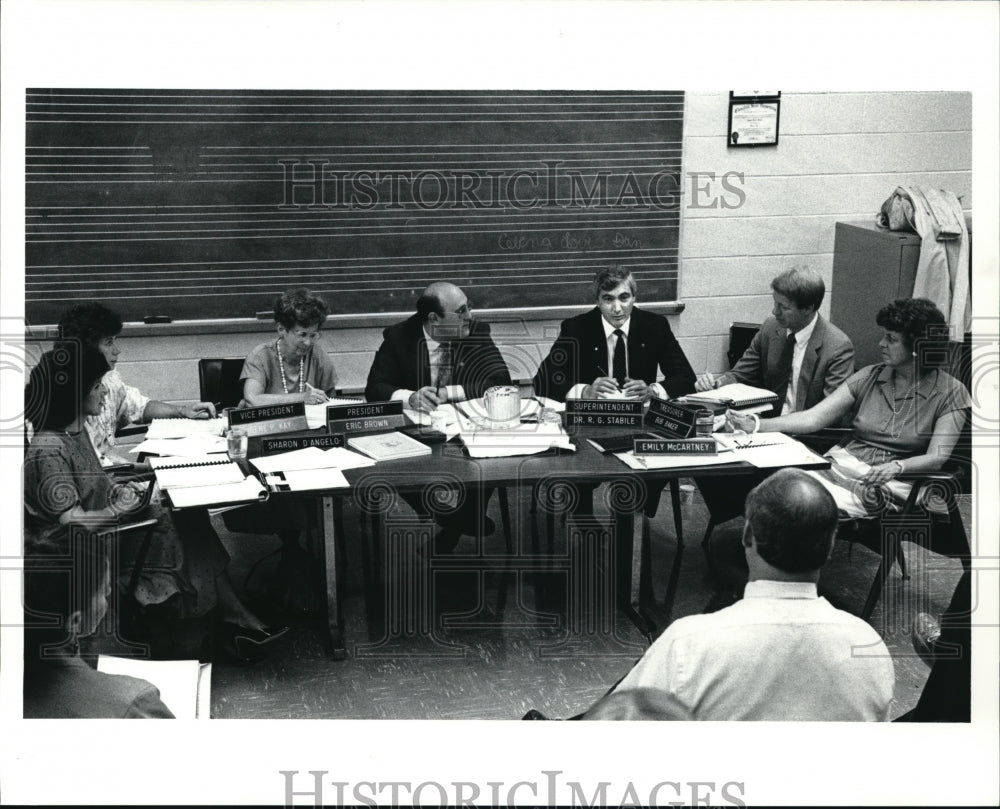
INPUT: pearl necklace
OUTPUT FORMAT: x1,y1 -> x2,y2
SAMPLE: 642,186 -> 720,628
888,371 -> 917,439
276,339 -> 304,394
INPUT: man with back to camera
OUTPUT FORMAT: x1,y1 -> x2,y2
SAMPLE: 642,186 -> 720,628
582,468 -> 896,721
533,265 -> 696,402
365,281 -> 512,553
694,266 -> 855,416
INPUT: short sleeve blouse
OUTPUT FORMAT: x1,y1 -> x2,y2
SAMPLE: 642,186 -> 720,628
844,364 -> 970,458
240,341 -> 339,396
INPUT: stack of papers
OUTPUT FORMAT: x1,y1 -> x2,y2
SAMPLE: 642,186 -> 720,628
146,417 -> 227,439
129,434 -> 228,457
459,422 -> 574,458
251,445 -> 373,492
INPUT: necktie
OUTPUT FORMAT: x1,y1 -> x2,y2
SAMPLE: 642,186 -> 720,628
771,332 -> 797,415
612,329 -> 627,386
435,342 -> 453,389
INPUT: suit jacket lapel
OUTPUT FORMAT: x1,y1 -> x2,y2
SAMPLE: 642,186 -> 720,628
587,308 -> 607,378
796,316 -> 825,410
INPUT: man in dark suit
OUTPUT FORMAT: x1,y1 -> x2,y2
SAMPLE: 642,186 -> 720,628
694,266 -> 854,416
365,282 -> 512,552
366,281 -> 511,408
532,267 -> 696,523
533,266 -> 696,402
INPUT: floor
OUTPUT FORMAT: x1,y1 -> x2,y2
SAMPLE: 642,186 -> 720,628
164,480 -> 970,721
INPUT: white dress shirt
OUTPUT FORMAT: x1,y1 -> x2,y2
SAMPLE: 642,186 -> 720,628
566,316 -> 668,400
783,312 -> 818,414
390,327 -> 467,404
614,579 -> 895,720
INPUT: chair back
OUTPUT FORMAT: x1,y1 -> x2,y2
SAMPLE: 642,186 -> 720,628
198,358 -> 245,410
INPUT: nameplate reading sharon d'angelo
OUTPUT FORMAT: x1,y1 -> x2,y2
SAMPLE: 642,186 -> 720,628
634,438 -> 717,455
644,398 -> 700,440
565,399 -> 643,427
327,400 -> 405,435
260,433 -> 345,455
227,403 -> 309,437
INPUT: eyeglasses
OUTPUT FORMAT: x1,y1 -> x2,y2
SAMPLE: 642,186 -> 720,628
452,302 -> 473,317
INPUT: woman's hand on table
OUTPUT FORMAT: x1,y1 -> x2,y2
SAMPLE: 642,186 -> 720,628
303,383 -> 329,405
181,401 -> 217,419
726,410 -> 757,434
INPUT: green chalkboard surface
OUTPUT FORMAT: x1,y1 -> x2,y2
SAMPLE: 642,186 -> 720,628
26,89 -> 683,326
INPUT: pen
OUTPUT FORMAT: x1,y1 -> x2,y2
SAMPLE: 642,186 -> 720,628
595,365 -> 621,389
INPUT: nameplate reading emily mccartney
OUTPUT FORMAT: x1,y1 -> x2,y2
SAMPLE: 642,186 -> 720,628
633,438 -> 717,455
227,403 -> 309,437
327,400 -> 405,435
565,399 -> 643,427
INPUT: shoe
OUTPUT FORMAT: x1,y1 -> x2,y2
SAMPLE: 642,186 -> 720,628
220,622 -> 290,664
912,612 -> 941,666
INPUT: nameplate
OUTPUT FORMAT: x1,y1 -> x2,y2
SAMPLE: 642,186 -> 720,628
260,434 -> 345,455
327,400 -> 405,435
644,398 -> 700,439
227,403 -> 309,437
565,399 -> 643,427
634,438 -> 717,455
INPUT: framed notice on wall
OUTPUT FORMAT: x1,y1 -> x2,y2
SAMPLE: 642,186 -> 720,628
728,91 -> 781,147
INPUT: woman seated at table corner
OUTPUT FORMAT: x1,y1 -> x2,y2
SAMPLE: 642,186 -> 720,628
24,345 -> 288,663
56,302 -> 218,467
728,298 -> 969,519
23,533 -> 175,718
231,287 -> 338,613
240,287 -> 338,406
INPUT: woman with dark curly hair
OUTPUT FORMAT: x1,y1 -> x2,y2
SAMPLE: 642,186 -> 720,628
57,302 -> 218,466
241,288 -> 339,406
24,344 -> 287,661
729,298 -> 969,517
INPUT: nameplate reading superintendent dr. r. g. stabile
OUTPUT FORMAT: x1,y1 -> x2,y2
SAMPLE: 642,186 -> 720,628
327,400 -> 405,435
227,402 -> 309,437
565,399 -> 644,427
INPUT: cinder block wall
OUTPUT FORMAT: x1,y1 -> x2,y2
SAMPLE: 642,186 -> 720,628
98,91 -> 972,404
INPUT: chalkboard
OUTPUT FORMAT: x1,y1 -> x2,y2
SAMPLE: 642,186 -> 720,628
26,90 -> 683,326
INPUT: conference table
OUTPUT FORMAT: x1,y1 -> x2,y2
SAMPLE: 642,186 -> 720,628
245,419 -> 830,659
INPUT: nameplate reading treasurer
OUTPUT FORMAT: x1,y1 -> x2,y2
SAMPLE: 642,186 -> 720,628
634,438 -> 717,455
260,434 -> 345,455
327,400 -> 405,436
565,399 -> 644,427
227,403 -> 309,437
644,398 -> 701,439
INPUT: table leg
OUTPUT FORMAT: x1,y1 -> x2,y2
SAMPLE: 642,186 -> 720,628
318,495 -> 347,659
